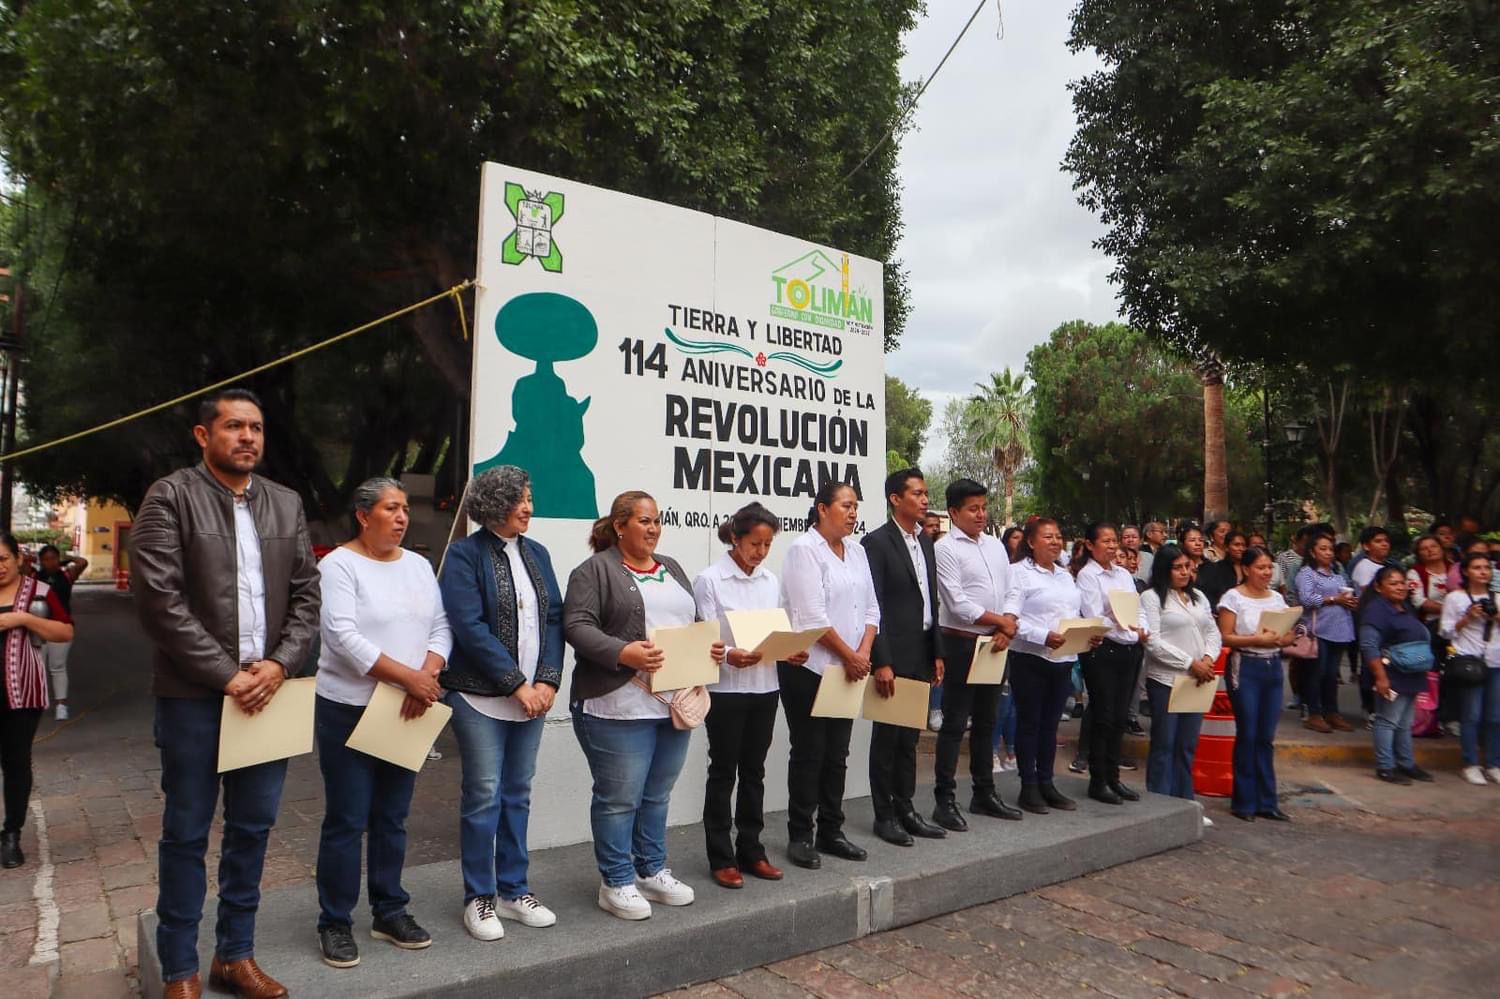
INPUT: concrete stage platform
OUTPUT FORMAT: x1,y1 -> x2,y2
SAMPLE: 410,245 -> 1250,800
139,775 -> 1202,998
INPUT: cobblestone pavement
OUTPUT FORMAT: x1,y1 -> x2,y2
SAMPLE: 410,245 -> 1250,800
4,589 -> 1498,997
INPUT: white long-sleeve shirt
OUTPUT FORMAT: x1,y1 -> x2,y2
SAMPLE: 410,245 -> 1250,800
694,553 -> 782,695
1142,587 -> 1221,687
1076,560 -> 1149,645
233,486 -> 266,664
935,528 -> 1010,634
781,530 -> 880,677
1440,589 -> 1500,667
1003,558 -> 1084,662
316,547 -> 453,706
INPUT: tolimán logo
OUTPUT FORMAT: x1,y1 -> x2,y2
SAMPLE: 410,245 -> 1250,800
769,249 -> 873,332
501,182 -> 564,272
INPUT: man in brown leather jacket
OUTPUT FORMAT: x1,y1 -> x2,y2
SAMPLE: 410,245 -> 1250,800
131,388 -> 319,999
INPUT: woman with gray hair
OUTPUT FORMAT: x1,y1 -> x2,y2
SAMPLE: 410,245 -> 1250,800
438,465 -> 565,942
314,477 -> 452,968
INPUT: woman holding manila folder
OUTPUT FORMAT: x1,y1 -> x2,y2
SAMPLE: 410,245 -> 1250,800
438,466 -> 565,943
778,480 -> 879,871
564,490 -> 726,920
692,502 -> 808,890
312,478 -> 452,969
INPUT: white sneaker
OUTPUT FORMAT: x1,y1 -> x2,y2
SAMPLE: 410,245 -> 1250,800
1444,721 -> 1462,737
54,703 -> 69,721
1461,765 -> 1487,786
463,896 -> 504,941
495,893 -> 556,928
1202,816 -> 1215,829
636,868 -> 694,906
598,882 -> 652,920
426,748 -> 443,761
1485,767 -> 1500,785
927,709 -> 943,732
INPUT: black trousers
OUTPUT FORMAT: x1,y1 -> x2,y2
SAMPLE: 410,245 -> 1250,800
869,722 -> 920,821
703,690 -> 779,869
1080,641 -> 1142,784
1010,652 -> 1073,786
1,705 -> 42,833
778,662 -> 852,843
934,634 -> 1001,803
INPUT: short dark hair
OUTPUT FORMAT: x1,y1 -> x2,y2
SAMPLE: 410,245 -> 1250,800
884,467 -> 924,506
38,544 -> 60,559
198,387 -> 263,429
1358,525 -> 1389,546
718,502 -> 780,545
945,478 -> 988,512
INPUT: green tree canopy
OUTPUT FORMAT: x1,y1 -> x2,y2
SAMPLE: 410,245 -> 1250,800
0,0 -> 920,517
884,374 -> 932,471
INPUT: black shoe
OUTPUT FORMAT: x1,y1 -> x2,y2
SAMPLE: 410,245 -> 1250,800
1376,768 -> 1412,785
1126,720 -> 1146,736
1067,757 -> 1088,774
873,818 -> 913,847
898,810 -> 947,839
0,830 -> 22,869
1233,811 -> 1255,822
788,840 -> 821,869
970,790 -> 1023,821
1039,783 -> 1077,811
1088,781 -> 1122,805
1017,785 -> 1049,815
1256,809 -> 1292,822
319,924 -> 360,968
1109,781 -> 1141,802
371,912 -> 432,950
931,800 -> 969,832
1398,765 -> 1435,783
816,834 -> 868,862
1070,702 -> 1086,719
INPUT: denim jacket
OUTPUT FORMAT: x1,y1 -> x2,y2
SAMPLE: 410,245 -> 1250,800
438,529 -> 564,696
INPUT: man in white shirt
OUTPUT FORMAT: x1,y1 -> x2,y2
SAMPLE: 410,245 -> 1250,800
932,479 -> 1023,828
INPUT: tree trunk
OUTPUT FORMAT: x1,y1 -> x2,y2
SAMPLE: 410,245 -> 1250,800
1004,477 -> 1015,528
1200,357 -> 1228,523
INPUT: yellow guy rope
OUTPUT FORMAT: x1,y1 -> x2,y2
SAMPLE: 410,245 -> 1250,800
0,280 -> 475,464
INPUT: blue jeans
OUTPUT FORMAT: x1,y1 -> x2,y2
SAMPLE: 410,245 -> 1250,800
1372,691 -> 1416,772
1307,639 -> 1351,716
448,693 -> 545,902
154,697 -> 287,983
571,705 -> 691,887
314,696 -> 416,928
1009,653 -> 1073,786
1145,678 -> 1202,799
1227,655 -> 1281,817
992,685 -> 1016,754
1458,668 -> 1500,767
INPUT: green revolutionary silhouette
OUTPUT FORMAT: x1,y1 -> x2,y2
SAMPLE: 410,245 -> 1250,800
474,292 -> 599,518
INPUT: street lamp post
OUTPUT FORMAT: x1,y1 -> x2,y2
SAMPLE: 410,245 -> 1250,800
1262,380 -> 1274,541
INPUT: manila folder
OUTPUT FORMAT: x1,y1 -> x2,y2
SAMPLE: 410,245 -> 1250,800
218,677 -> 316,773
861,676 -> 928,729
649,621 -> 722,692
346,681 -> 454,773
968,637 -> 1009,684
1168,673 -> 1217,714
811,668 -> 867,719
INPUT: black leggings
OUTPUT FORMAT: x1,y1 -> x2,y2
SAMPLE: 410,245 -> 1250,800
1,705 -> 43,833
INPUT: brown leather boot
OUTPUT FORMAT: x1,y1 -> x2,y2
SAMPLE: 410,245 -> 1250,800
163,974 -> 202,999
1303,715 -> 1332,733
208,957 -> 288,999
1325,713 -> 1354,732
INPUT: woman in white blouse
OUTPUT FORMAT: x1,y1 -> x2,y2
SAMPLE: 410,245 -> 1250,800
1439,552 -> 1500,786
1073,523 -> 1150,806
779,481 -> 878,870
1217,548 -> 1297,822
1002,517 -> 1102,815
315,478 -> 452,967
1141,545 -> 1219,810
693,503 -> 808,890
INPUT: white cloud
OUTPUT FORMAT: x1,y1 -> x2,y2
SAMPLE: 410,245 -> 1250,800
884,2 -> 1124,467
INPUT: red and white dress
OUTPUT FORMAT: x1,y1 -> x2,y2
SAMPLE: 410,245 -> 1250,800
4,576 -> 72,711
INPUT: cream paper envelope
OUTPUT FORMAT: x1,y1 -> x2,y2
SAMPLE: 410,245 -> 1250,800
1106,589 -> 1141,630
810,668 -> 868,719
345,681 -> 454,773
1257,608 -> 1302,637
861,676 -> 928,729
725,609 -> 830,661
752,627 -> 829,662
968,636 -> 1010,684
217,677 -> 316,773
1168,673 -> 1218,714
1046,618 -> 1111,661
649,620 -> 722,692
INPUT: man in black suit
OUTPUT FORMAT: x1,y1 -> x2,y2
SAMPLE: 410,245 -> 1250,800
862,468 -> 949,846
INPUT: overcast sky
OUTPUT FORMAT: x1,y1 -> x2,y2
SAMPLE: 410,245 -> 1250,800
887,2 -> 1122,467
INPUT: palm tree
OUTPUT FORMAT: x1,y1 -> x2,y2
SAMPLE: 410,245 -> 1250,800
1197,352 -> 1229,523
966,368 -> 1030,528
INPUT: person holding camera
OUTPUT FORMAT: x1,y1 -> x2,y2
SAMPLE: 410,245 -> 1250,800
1440,552 -> 1500,786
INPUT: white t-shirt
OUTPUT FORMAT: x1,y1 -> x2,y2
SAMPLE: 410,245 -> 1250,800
463,532 -> 545,722
1216,587 -> 1289,659
693,554 -> 781,695
584,562 -> 698,719
1350,558 -> 1381,593
316,547 -> 453,706
1440,589 -> 1500,668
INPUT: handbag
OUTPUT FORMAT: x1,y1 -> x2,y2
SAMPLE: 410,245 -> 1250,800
631,676 -> 711,730
1442,653 -> 1488,688
1282,609 -> 1318,660
1382,640 -> 1435,674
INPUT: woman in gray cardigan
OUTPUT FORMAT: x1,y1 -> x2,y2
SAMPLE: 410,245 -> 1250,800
564,490 -> 724,921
